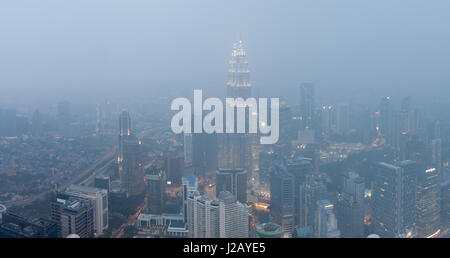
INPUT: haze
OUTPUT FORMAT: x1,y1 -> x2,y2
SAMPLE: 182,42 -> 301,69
1,0 -> 449,109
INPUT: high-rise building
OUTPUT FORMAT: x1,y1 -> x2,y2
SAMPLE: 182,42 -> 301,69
218,191 -> 249,238
416,166 -> 441,238
299,83 -> 315,130
270,161 -> 295,237
372,161 -> 418,237
219,40 -> 253,172
146,171 -> 166,215
315,200 -> 340,238
187,192 -> 220,238
342,171 -> 365,204
165,153 -> 184,186
336,171 -> 365,237
94,175 -> 111,193
336,192 -> 364,238
380,97 -> 395,146
286,159 -> 313,225
63,185 -> 109,236
183,133 -> 193,166
187,190 -> 248,238
216,168 -> 247,204
192,132 -> 218,176
51,197 -> 94,238
299,172 -> 327,228
121,134 -> 146,197
118,109 -> 131,166
182,174 -> 198,223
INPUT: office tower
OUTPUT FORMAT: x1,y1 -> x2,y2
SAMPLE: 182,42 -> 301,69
399,97 -> 416,134
270,161 -> 295,237
216,168 -> 247,204
279,105 -> 296,145
51,197 -> 94,238
57,101 -> 70,136
183,133 -> 193,166
335,171 -> 365,237
379,97 -> 395,146
218,191 -> 249,238
372,161 -> 418,237
219,40 -> 253,172
63,185 -> 109,236
187,192 -> 220,238
192,132 -> 218,176
299,173 -> 327,228
255,222 -> 283,238
182,174 -> 198,223
118,109 -> 131,166
31,109 -> 43,137
94,175 -> 111,193
432,120 -> 442,180
299,83 -> 315,130
315,200 -> 340,238
121,134 -> 146,197
336,103 -> 350,135
165,153 -> 184,186
0,213 -> 57,238
336,193 -> 364,238
342,171 -> 365,204
286,159 -> 314,225
320,105 -> 334,137
416,167 -> 441,238
146,171 -> 166,215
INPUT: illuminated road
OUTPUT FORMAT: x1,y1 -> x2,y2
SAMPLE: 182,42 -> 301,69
112,196 -> 148,238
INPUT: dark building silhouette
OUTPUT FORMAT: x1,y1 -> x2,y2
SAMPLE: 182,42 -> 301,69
216,168 -> 247,204
270,161 -> 295,237
146,171 -> 166,215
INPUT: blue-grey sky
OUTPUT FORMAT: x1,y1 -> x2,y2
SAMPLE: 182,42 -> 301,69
1,0 -> 449,108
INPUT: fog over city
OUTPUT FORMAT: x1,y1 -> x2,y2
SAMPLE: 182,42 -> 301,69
1,0 -> 450,110
1,1 -> 450,241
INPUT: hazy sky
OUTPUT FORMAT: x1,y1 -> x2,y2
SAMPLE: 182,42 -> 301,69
1,0 -> 449,108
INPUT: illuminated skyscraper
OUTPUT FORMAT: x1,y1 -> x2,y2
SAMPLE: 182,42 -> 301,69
219,40 -> 254,172
416,166 -> 441,238
373,161 -> 418,237
118,110 -> 131,165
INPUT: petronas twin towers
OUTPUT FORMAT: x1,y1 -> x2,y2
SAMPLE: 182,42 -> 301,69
218,40 -> 256,173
